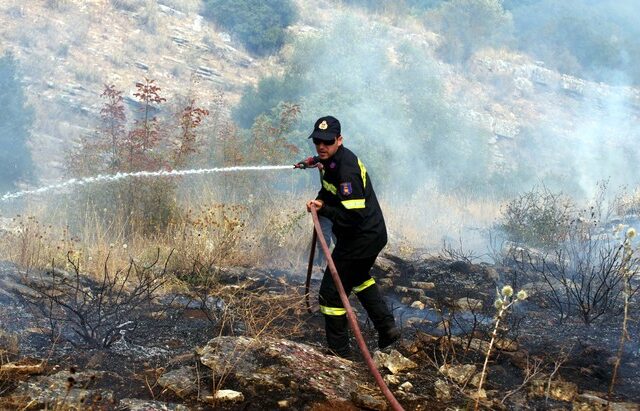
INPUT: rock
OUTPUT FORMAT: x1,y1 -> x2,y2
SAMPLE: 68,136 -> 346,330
439,363 -> 477,385
134,61 -> 149,71
214,389 -> 244,403
410,301 -> 425,310
375,256 -> 400,276
384,350 -> 418,374
530,379 -> 578,402
351,392 -> 387,411
455,297 -> 483,311
573,392 -> 639,410
410,281 -> 435,290
434,379 -> 451,400
494,338 -> 519,352
199,336 -> 375,402
405,317 -> 426,327
483,267 -> 500,281
157,366 -> 197,399
118,399 -> 190,410
469,372 -> 482,388
10,370 -> 116,410
373,350 -> 389,368
399,381 -> 413,391
395,286 -> 425,300
384,374 -> 401,385
277,399 -> 290,408
378,278 -> 394,288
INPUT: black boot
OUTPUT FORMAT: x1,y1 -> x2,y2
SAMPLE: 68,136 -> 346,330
378,326 -> 401,349
355,284 -> 399,348
324,314 -> 351,358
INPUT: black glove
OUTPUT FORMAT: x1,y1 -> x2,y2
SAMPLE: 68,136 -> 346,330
294,156 -> 320,169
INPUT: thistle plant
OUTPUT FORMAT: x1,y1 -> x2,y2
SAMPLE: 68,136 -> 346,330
609,226 -> 636,401
474,285 -> 528,410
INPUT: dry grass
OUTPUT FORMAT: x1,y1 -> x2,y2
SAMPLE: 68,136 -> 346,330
0,176 -> 313,280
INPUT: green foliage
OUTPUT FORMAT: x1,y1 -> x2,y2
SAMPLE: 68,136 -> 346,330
203,0 -> 297,56
0,52 -> 35,193
499,185 -> 574,249
508,0 -> 640,85
426,0 -> 514,63
234,75 -> 304,128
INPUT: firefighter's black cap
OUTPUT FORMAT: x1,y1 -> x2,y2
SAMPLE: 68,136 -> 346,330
308,116 -> 341,141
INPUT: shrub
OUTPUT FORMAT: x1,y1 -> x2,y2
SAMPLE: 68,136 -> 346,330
425,0 -> 514,63
498,185 -> 574,249
203,0 -> 297,56
22,250 -> 173,348
66,80 -> 209,235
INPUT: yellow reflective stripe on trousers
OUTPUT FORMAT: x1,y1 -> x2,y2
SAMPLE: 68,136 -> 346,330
320,305 -> 347,316
322,179 -> 337,195
353,278 -> 375,293
342,199 -> 365,209
358,158 -> 367,188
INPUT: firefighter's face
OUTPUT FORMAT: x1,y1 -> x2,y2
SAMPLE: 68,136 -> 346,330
314,135 -> 342,160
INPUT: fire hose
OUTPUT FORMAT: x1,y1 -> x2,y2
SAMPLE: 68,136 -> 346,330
306,206 -> 404,411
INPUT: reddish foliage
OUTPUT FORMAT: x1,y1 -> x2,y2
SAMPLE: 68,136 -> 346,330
100,84 -> 126,171
123,78 -> 167,171
173,100 -> 209,167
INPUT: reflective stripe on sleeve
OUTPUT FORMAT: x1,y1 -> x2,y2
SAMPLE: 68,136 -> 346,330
322,179 -> 337,195
358,159 -> 367,188
353,278 -> 375,293
341,199 -> 365,209
320,305 -> 347,316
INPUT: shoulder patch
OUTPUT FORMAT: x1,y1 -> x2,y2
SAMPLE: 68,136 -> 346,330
340,182 -> 352,196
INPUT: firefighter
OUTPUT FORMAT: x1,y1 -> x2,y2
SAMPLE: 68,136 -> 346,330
301,115 -> 400,358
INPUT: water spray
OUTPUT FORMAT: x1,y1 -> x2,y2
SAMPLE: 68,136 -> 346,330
0,165 -> 292,203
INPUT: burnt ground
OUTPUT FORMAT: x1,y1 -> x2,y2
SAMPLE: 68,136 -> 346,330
0,255 -> 639,410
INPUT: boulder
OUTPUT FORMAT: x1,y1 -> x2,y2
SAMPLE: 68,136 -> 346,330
455,297 -> 483,311
530,379 -> 577,402
157,366 -> 197,399
434,379 -> 451,400
10,370 -> 116,410
439,363 -> 477,385
199,336 -> 375,402
384,350 -> 418,374
573,391 -> 639,411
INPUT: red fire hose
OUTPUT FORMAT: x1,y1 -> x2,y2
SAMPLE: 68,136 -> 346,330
307,206 -> 404,411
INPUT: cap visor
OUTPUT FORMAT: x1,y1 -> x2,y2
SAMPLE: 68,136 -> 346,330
308,130 -> 338,140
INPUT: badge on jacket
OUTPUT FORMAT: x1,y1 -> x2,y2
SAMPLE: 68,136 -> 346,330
340,182 -> 352,196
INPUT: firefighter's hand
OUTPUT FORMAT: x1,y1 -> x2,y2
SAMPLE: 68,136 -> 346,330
306,200 -> 324,212
294,157 -> 318,169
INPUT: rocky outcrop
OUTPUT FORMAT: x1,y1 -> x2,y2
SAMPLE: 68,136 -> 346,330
199,336 -> 378,404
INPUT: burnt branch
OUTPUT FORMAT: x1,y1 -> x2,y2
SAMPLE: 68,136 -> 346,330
20,249 -> 174,348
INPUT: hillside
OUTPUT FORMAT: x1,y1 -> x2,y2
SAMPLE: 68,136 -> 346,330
1,0 -> 639,194
0,0 -> 277,181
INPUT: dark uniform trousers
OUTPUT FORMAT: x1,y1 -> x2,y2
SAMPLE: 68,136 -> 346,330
319,255 -> 395,357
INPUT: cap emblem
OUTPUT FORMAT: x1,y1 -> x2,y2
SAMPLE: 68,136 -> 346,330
318,120 -> 328,130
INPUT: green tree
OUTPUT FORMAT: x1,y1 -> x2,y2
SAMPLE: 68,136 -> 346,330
203,0 -> 297,56
427,0 -> 514,63
0,52 -> 35,193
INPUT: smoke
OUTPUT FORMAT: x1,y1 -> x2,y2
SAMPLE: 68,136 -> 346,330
263,2 -> 640,251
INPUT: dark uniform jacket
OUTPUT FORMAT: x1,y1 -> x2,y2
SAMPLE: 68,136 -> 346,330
316,146 -> 387,259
